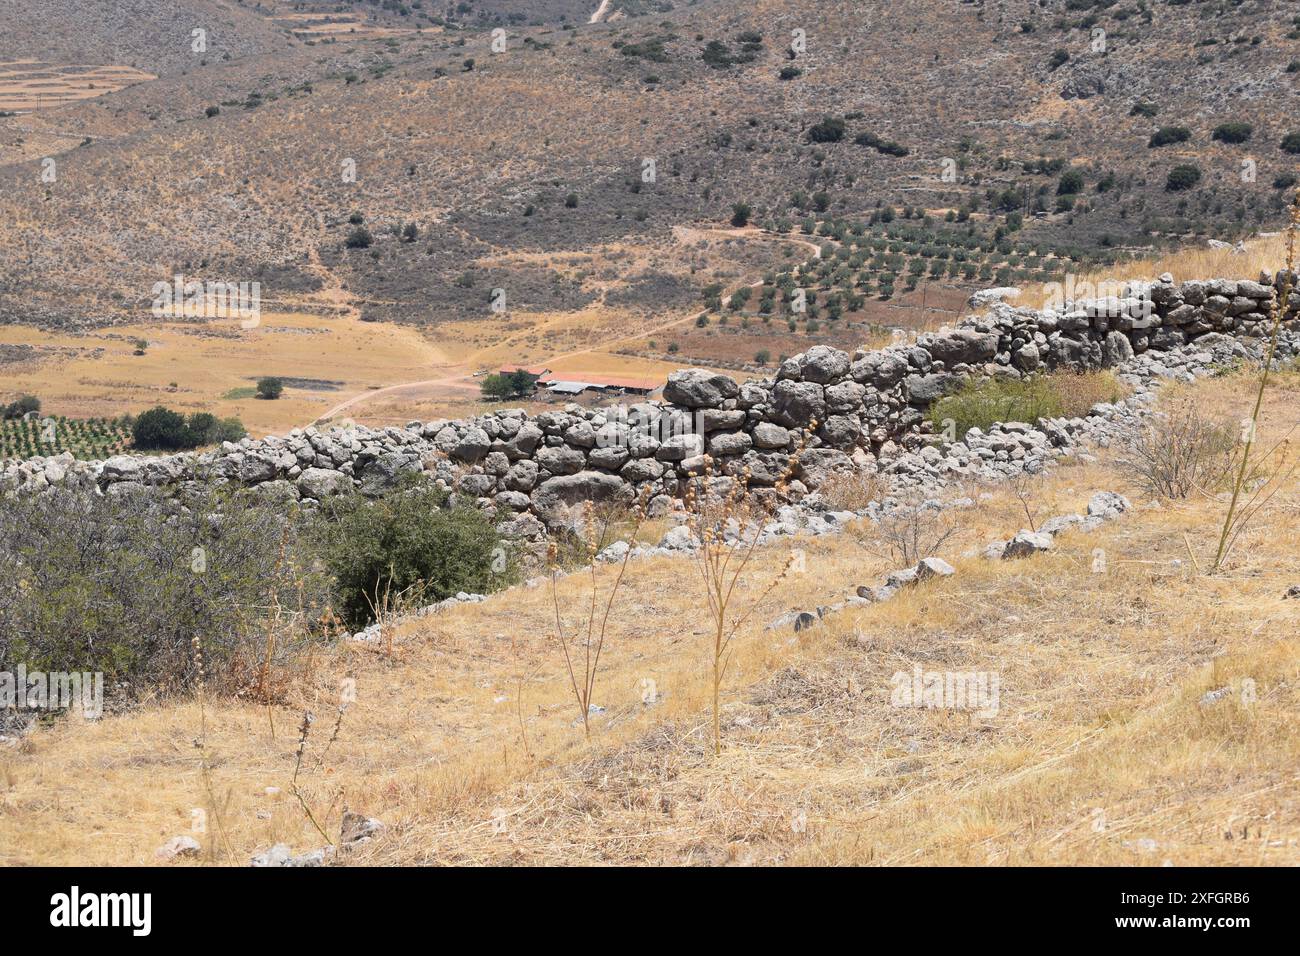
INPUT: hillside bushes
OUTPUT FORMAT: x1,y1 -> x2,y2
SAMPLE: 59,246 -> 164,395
1166,164 -> 1202,191
132,406 -> 245,450
1149,126 -> 1192,147
929,371 -> 1127,437
312,482 -> 513,629
0,478 -> 515,696
0,486 -> 331,692
2,395 -> 40,420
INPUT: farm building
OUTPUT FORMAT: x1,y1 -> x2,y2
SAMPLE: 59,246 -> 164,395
542,375 -> 660,397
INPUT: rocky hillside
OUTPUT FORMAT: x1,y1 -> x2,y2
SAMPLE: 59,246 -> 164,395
1,0 -> 1296,329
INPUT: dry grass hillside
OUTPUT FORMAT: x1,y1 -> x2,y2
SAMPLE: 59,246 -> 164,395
2,0 -> 1297,331
3,366 -> 1296,866
0,0 -> 293,77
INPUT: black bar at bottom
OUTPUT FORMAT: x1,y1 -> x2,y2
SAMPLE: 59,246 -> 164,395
0,866 -> 1281,941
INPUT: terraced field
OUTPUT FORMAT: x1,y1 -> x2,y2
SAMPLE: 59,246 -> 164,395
0,60 -> 154,111
0,415 -> 130,460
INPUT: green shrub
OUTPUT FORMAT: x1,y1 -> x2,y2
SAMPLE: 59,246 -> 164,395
1166,164 -> 1202,191
1211,122 -> 1252,144
2,395 -> 40,419
928,371 -> 1126,437
131,406 -> 191,450
256,376 -> 284,400
0,486 -> 331,690
313,482 -> 513,629
1057,168 -> 1085,195
807,116 -> 846,143
480,370 -> 536,399
1281,132 -> 1300,154
345,226 -> 373,249
132,406 -> 245,450
1148,126 -> 1192,148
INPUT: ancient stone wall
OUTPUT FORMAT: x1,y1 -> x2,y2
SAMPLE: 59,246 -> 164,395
5,272 -> 1296,537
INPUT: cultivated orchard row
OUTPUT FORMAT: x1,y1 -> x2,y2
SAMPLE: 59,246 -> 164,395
0,416 -> 130,461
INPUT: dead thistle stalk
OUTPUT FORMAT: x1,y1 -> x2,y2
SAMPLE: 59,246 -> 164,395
1212,188 -> 1299,571
687,424 -> 811,756
548,494 -> 648,739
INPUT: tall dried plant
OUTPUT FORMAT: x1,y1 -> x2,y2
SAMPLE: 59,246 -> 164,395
685,426 -> 810,756
547,495 -> 648,739
1212,189 -> 1300,571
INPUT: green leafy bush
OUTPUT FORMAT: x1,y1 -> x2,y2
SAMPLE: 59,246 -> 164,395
2,395 -> 40,420
1166,164 -> 1202,191
0,486 -> 331,691
929,371 -> 1126,437
480,370 -> 536,399
132,406 -> 245,450
313,482 -> 512,628
807,116 -> 846,143
1149,126 -> 1192,148
1211,122 -> 1252,144
256,376 -> 284,400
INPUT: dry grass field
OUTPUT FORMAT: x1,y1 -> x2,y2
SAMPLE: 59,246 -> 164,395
0,309 -> 450,436
0,61 -> 155,111
3,367 -> 1296,866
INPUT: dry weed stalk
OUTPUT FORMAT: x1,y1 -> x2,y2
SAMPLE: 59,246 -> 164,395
855,499 -> 962,566
685,427 -> 810,756
1009,475 -> 1040,533
192,636 -> 235,863
363,572 -> 425,659
1212,189 -> 1300,571
547,495 -> 648,739
289,710 -> 334,846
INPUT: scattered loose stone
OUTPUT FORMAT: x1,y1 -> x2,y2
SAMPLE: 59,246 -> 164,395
1002,531 -> 1055,559
155,835 -> 201,861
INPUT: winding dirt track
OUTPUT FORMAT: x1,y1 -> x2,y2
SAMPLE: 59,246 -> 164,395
310,227 -> 820,425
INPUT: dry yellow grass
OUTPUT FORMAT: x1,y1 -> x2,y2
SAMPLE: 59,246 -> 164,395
0,60 -> 154,111
1029,233 -> 1291,308
1,370 -> 1296,866
0,309 -> 451,436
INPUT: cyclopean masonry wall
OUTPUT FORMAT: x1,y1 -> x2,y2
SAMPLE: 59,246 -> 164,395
4,272 -> 1298,537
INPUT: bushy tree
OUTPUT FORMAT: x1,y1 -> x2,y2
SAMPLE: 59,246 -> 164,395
1166,164 -> 1202,191
132,406 -> 190,450
313,481 -> 511,628
807,116 -> 846,143
2,395 -> 40,420
257,376 -> 285,400
1211,122 -> 1252,144
1057,168 -> 1085,195
132,406 -> 245,450
1149,126 -> 1192,148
